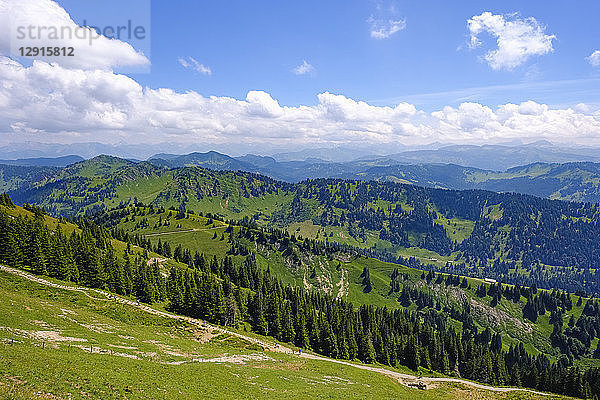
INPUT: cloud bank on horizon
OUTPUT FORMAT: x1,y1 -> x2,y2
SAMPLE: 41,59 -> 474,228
2,57 -> 599,148
0,0 -> 599,151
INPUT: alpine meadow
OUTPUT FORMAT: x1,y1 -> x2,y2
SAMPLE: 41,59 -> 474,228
2,1 -> 600,399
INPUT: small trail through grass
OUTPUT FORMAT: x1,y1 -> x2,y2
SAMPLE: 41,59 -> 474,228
143,226 -> 226,237
0,264 -> 551,396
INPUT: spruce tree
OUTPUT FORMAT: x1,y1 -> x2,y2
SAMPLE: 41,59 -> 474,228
406,335 -> 420,371
251,292 -> 268,335
225,290 -> 238,327
281,300 -> 295,343
358,329 -> 377,364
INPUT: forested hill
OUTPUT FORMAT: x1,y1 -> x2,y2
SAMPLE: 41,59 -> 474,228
149,151 -> 600,202
7,152 -> 600,202
5,155 -> 600,296
358,162 -> 600,203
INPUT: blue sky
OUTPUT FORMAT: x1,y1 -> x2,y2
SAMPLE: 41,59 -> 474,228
59,0 -> 600,110
1,0 -> 599,153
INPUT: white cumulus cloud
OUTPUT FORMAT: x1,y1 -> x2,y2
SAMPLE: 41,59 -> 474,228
178,57 -> 211,75
245,91 -> 283,117
467,12 -> 555,71
0,0 -> 149,70
1,58 -> 599,149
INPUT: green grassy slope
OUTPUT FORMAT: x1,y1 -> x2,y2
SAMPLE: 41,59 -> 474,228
0,271 -> 571,400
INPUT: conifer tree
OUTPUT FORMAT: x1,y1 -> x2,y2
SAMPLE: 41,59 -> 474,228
319,314 -> 338,358
213,281 -> 227,324
406,335 -> 420,371
281,300 -> 295,343
358,328 -> 377,364
27,223 -> 47,275
251,292 -> 268,335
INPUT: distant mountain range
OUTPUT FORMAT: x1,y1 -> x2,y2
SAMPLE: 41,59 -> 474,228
4,146 -> 600,202
0,155 -> 84,167
146,142 -> 600,179
142,150 -> 600,202
3,141 -> 600,168
381,143 -> 600,171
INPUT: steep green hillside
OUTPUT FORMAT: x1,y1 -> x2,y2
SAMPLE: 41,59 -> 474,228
8,156 -> 290,219
0,198 -> 183,274
98,205 -> 600,372
3,271 -> 504,400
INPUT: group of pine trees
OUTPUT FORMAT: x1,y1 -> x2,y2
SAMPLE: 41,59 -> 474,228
411,267 -> 600,364
98,198 -> 600,299
0,207 -> 164,302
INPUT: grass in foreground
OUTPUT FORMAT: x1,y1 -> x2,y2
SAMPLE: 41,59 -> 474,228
0,272 -> 572,400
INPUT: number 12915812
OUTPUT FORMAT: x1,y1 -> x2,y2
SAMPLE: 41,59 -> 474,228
19,47 -> 75,57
